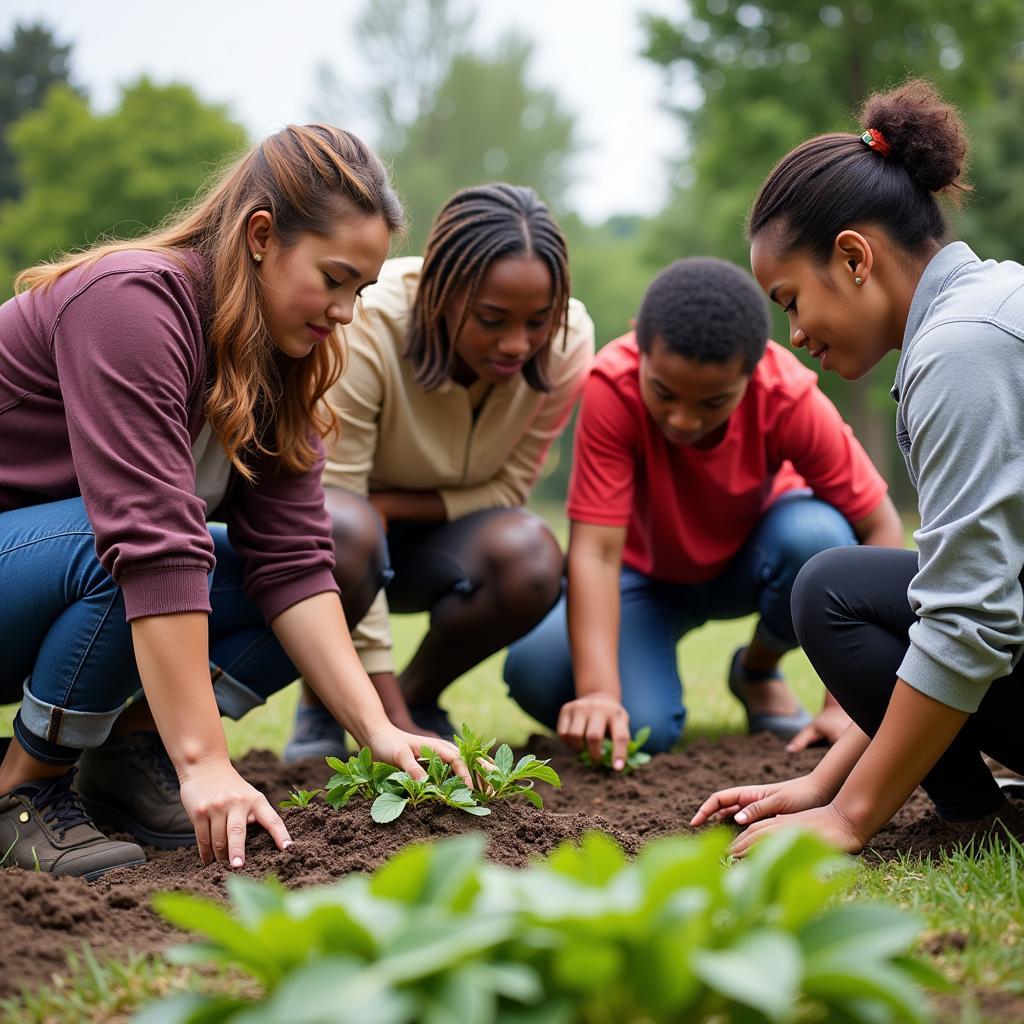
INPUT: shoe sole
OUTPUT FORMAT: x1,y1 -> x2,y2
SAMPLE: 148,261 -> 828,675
81,857 -> 148,882
80,796 -> 196,850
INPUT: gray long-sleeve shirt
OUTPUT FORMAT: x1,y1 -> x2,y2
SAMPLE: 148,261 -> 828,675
893,241 -> 1024,712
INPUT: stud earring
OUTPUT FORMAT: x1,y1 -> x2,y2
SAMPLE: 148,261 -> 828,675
252,252 -> 263,263
854,275 -> 863,285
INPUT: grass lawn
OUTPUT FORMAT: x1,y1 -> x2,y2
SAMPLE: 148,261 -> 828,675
2,506 -> 1021,1021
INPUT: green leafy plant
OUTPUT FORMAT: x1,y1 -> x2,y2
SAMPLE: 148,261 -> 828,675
277,788 -> 322,810
370,746 -> 491,824
323,747 -> 396,809
578,724 -> 653,773
454,724 -> 562,809
139,828 -> 947,1024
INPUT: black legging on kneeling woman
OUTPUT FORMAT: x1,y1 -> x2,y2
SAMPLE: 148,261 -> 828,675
791,546 -> 1024,821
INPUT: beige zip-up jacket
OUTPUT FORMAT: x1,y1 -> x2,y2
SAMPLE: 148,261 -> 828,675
322,256 -> 595,674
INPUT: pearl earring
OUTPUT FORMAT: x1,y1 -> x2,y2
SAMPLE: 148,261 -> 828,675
854,275 -> 863,285
252,252 -> 263,263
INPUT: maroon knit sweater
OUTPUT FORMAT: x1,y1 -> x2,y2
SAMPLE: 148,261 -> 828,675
0,249 -> 339,622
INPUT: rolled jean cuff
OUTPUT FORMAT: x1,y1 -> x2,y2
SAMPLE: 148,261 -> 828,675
753,619 -> 797,655
16,681 -> 126,761
210,662 -> 267,721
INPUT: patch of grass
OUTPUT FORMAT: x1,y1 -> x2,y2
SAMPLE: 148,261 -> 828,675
852,832 -> 1024,999
0,946 -> 255,1024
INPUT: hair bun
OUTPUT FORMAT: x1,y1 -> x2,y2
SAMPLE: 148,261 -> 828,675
860,79 -> 969,195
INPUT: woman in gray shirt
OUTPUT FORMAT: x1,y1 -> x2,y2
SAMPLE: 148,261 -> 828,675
693,79 -> 1024,853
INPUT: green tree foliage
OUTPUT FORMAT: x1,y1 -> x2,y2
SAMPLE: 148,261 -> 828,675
0,21 -> 81,203
315,0 -> 577,253
641,0 -> 1024,492
0,78 -> 247,297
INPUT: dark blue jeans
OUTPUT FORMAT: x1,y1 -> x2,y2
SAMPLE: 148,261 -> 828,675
0,497 -> 299,764
503,493 -> 857,752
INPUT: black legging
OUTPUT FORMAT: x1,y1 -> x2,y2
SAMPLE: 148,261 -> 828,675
792,546 -> 1023,821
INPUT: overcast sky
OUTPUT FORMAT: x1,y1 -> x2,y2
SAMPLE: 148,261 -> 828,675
2,0 -> 690,223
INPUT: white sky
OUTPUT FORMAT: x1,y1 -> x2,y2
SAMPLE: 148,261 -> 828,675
1,0 -> 690,223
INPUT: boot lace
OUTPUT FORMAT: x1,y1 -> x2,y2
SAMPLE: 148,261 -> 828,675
31,770 -> 92,838
136,733 -> 180,794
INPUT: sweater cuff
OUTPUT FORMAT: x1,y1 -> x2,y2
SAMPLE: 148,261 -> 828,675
122,566 -> 213,621
897,642 -> 989,713
257,570 -> 340,624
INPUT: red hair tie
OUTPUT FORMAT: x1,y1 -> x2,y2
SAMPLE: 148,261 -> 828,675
860,128 -> 891,157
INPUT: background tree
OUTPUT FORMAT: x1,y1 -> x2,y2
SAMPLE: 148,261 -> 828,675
0,21 -> 81,203
0,78 -> 247,298
314,0 -> 577,251
642,0 -> 1024,489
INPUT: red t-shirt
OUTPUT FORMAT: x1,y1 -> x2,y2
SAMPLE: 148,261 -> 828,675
567,334 -> 888,583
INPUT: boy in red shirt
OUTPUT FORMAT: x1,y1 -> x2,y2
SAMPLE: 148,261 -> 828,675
504,258 -> 902,766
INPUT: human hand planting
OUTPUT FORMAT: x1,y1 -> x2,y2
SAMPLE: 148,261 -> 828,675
366,726 -> 473,789
557,693 -> 632,770
729,803 -> 867,857
178,759 -> 293,869
690,773 -> 832,828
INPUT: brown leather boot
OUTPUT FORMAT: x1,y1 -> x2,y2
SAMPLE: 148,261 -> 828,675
0,769 -> 145,880
76,731 -> 195,849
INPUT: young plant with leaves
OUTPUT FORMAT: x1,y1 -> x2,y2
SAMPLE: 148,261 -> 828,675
370,746 -> 491,824
454,724 -> 562,809
323,746 -> 396,809
277,789 -> 322,810
579,724 -> 652,773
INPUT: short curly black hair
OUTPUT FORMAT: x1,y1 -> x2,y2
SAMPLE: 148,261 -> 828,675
635,258 -> 770,374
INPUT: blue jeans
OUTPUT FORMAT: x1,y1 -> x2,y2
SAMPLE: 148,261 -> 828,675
0,497 -> 299,764
503,493 -> 857,752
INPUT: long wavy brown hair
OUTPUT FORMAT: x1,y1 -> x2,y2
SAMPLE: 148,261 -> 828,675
16,124 -> 404,480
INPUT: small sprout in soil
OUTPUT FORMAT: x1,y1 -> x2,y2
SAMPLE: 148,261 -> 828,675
323,728 -> 560,825
324,747 -> 396,808
455,724 -> 561,810
579,725 -> 653,773
370,746 -> 491,823
277,788 -> 323,810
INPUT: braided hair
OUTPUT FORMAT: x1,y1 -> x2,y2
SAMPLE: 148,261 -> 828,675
405,183 -> 571,391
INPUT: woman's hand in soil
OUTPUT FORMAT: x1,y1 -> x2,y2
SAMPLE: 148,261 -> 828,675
786,694 -> 852,752
177,759 -> 293,868
690,774 -> 832,828
729,802 -> 867,857
367,727 -> 474,788
557,694 -> 632,770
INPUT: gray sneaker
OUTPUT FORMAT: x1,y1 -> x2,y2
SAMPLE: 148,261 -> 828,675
76,731 -> 195,849
283,703 -> 348,764
0,769 -> 145,880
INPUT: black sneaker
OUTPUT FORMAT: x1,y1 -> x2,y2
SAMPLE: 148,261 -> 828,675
76,732 -> 194,849
0,769 -> 145,880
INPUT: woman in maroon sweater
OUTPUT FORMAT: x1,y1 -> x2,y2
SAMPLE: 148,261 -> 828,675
0,125 -> 473,879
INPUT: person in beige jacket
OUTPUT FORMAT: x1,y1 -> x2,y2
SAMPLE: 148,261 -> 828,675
285,183 -> 595,760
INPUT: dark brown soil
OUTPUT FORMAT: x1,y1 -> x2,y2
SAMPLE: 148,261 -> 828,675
2,733 -> 1023,1008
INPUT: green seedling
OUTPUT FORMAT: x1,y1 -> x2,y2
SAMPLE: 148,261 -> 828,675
277,788 -> 323,810
370,745 -> 490,823
323,746 -> 395,808
579,724 -> 653,773
455,724 -> 561,810
453,722 -> 497,791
